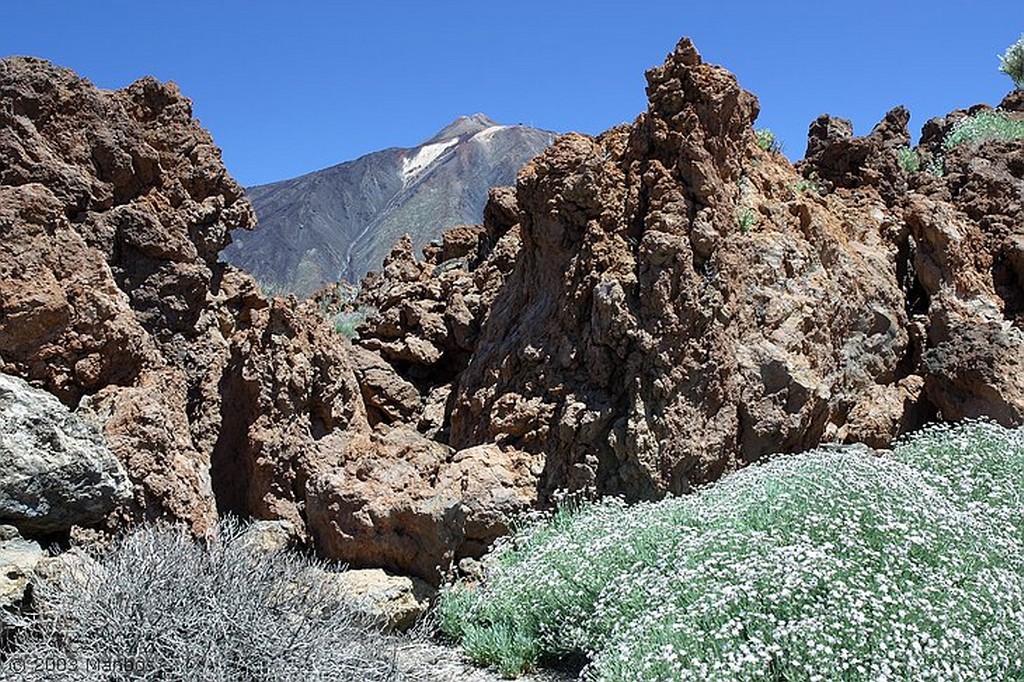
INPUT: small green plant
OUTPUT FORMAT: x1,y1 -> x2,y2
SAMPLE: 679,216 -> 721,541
792,178 -> 821,194
925,153 -> 945,177
943,109 -> 1024,150
754,128 -> 782,153
999,34 -> 1024,89
333,309 -> 367,339
736,208 -> 758,233
897,146 -> 920,173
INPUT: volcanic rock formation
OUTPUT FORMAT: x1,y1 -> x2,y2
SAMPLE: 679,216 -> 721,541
0,57 -> 534,582
2,35 -> 1023,586
357,38 -> 1024,504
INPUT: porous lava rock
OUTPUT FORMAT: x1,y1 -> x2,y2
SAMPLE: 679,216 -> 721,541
354,187 -> 524,438
904,132 -> 1024,424
0,57 -> 257,533
306,428 -> 538,584
437,38 -> 916,501
0,58 -> 383,539
310,36 -> 1024,569
6,35 -> 1024,589
357,37 -> 1024,509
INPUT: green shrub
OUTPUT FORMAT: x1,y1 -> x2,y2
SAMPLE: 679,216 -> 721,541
792,178 -> 821,195
439,422 -> 1024,681
333,309 -> 367,339
1000,35 -> 1024,89
943,109 -> 1024,150
754,128 -> 782,153
1,518 -> 403,681
925,153 -> 945,177
736,208 -> 757,233
897,146 -> 920,173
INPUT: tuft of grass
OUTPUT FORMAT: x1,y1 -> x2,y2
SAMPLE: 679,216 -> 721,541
999,34 -> 1024,89
754,128 -> 782,154
439,422 -> 1024,681
943,109 -> 1024,150
1,518 -> 404,681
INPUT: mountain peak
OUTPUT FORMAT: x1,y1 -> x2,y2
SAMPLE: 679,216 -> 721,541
423,113 -> 500,145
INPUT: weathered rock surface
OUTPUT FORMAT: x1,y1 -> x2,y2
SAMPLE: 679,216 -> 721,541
438,38 -> 914,500
356,38 -> 1024,507
0,529 -> 43,627
4,37 -> 1024,593
905,135 -> 1024,424
0,373 -> 130,533
313,567 -> 435,632
0,57 -> 254,533
0,57 -> 368,541
307,430 -> 539,584
236,518 -> 300,555
352,186 -> 524,438
799,106 -> 911,201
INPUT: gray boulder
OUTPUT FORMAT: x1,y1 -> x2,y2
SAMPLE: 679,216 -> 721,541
0,373 -> 131,533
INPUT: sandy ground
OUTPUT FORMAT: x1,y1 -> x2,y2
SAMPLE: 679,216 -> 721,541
394,638 -> 577,681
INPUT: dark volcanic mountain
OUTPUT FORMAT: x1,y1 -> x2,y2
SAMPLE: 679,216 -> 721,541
223,114 -> 555,295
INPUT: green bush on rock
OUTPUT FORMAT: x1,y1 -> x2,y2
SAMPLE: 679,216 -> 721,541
754,128 -> 782,153
439,422 -> 1024,681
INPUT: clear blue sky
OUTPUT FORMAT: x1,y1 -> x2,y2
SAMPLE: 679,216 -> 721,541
3,1 -> 1021,186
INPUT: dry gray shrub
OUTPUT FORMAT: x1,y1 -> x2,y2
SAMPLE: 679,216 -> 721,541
1,517 -> 405,681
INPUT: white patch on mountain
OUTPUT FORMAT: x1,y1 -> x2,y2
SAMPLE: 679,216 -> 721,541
401,138 -> 460,181
469,125 -> 510,143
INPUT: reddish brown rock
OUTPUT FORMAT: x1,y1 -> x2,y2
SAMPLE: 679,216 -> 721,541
0,58 -> 367,537
6,38 -> 1024,590
206,289 -> 366,532
0,58 -> 256,533
448,38 -> 915,500
798,106 -> 911,202
433,40 -> 1023,504
354,198 -> 524,437
904,134 -> 1024,424
438,224 -> 488,262
349,344 -> 422,425
306,429 -> 538,583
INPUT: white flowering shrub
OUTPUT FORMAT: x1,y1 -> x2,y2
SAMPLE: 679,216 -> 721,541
944,109 -> 1024,150
1000,35 -> 1024,89
439,422 -> 1024,680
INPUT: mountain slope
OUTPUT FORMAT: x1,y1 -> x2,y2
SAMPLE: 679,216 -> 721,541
224,114 -> 554,295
